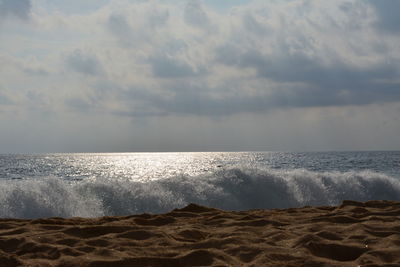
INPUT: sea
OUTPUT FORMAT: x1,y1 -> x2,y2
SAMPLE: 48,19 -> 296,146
0,151 -> 399,219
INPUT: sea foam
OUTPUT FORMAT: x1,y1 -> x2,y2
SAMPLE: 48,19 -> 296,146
1,168 -> 399,218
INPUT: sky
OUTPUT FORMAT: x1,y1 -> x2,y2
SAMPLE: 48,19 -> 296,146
0,0 -> 400,153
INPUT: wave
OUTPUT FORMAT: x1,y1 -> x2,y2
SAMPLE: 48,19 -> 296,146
0,168 -> 399,218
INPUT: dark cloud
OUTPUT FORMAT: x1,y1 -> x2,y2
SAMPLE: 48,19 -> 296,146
148,7 -> 169,28
42,0 -> 109,15
23,67 -> 49,76
368,0 -> 400,32
119,78 -> 400,117
91,1 -> 400,118
110,82 -> 273,117
240,50 -> 362,83
111,110 -> 167,118
154,91 -> 269,116
149,55 -> 198,78
184,0 -> 210,28
214,47 -> 400,109
66,49 -> 104,76
0,0 -> 31,20
0,91 -> 12,105
106,41 -> 400,118
26,90 -> 46,107
106,14 -> 135,46
106,8 -> 168,48
64,97 -> 91,110
242,13 -> 268,34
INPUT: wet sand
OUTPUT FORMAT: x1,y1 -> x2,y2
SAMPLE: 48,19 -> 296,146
1,200 -> 400,266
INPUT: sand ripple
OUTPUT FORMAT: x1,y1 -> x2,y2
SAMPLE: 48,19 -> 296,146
1,200 -> 400,266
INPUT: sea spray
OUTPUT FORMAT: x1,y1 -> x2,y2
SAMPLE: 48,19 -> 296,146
0,168 -> 399,218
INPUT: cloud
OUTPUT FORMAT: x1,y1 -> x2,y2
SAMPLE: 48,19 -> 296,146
2,0 -> 400,152
368,0 -> 400,32
64,97 -> 91,110
3,0 -> 400,118
147,6 -> 170,28
184,0 -> 210,28
65,49 -> 104,76
106,14 -> 136,47
106,4 -> 169,48
23,67 -> 49,76
0,91 -> 13,105
220,49 -> 400,106
60,0 -> 399,118
0,0 -> 31,20
149,55 -> 198,78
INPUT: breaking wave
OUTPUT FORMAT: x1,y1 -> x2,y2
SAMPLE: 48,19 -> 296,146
1,168 -> 399,218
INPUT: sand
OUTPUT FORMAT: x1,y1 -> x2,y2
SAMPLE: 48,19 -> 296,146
0,200 -> 400,267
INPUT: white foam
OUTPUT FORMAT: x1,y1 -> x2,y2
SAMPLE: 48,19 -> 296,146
0,168 -> 399,218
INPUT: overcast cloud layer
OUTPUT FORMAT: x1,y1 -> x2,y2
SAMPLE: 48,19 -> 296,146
0,0 -> 399,152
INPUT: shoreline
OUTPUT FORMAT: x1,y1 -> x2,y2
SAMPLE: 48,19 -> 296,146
1,200 -> 400,266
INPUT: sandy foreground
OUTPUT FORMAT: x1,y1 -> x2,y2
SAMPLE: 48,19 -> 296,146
0,201 -> 399,267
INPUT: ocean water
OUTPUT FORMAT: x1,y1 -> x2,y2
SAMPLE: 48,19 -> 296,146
0,151 -> 399,219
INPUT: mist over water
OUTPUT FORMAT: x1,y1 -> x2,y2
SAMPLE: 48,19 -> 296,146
0,152 -> 399,218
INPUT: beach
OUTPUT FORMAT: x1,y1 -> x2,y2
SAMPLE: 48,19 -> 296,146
1,200 -> 399,266
2,0 -> 400,265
